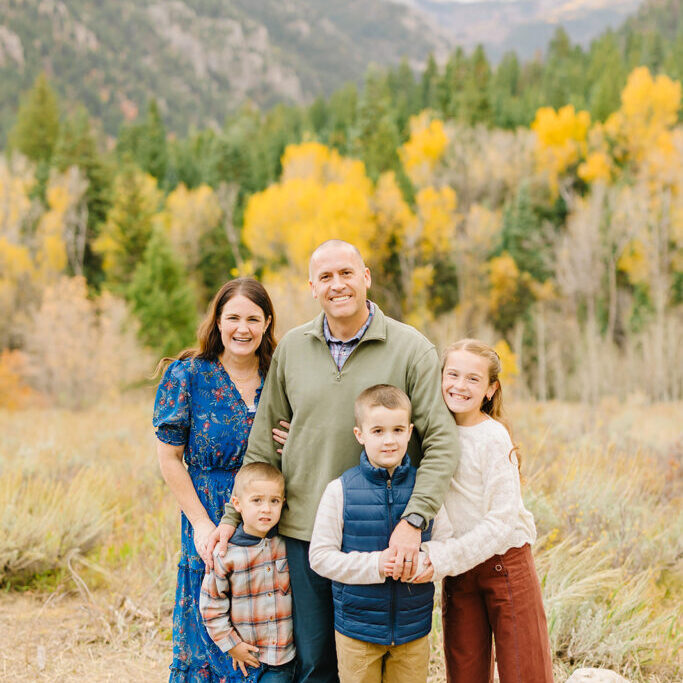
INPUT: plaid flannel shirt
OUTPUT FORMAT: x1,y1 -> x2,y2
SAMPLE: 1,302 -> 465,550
199,526 -> 295,666
323,300 -> 375,370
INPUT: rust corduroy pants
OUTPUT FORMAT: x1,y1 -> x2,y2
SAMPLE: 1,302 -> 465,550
441,543 -> 554,683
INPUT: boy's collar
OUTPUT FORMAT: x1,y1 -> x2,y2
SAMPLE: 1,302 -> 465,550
359,450 -> 412,483
231,523 -> 278,546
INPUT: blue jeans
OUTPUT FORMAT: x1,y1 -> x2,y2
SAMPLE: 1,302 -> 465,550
284,537 -> 339,683
259,658 -> 296,682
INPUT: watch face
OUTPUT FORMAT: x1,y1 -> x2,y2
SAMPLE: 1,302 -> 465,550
406,514 -> 424,529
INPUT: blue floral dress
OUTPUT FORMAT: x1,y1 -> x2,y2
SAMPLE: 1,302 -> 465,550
154,357 -> 264,683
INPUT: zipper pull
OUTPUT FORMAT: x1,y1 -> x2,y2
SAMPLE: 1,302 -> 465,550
386,478 -> 393,504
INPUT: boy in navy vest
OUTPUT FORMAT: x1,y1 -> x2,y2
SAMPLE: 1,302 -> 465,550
309,385 -> 451,683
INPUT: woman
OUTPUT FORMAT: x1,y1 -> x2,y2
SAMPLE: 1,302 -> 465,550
154,278 -> 276,682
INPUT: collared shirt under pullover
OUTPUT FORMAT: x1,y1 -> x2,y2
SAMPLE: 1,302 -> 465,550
221,303 -> 461,541
199,525 -> 295,666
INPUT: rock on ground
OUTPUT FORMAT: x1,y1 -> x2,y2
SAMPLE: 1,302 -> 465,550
566,668 -> 630,683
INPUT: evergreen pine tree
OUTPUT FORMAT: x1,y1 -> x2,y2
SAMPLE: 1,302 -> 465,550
128,228 -> 197,357
138,99 -> 168,183
53,107 -> 112,287
420,54 -> 439,110
501,183 -> 551,282
353,68 -> 400,179
10,73 -> 60,164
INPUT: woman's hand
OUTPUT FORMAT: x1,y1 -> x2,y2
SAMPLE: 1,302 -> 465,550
272,420 -> 291,454
193,518 -> 217,565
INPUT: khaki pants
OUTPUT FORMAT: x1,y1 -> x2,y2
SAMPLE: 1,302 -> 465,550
335,631 -> 430,683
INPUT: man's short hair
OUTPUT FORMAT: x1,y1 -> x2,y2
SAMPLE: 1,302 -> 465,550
354,384 -> 412,428
233,462 -> 285,497
308,239 -> 366,279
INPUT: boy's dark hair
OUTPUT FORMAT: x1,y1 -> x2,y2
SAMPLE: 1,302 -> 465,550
233,462 -> 285,497
354,384 -> 412,428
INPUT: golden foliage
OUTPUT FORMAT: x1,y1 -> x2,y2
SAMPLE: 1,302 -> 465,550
399,112 -> 449,187
617,239 -> 650,286
243,142 -> 375,274
161,183 -> 222,269
411,185 -> 457,257
578,151 -> 612,184
489,252 -> 521,312
494,339 -> 518,385
0,350 -> 34,410
531,105 -> 590,192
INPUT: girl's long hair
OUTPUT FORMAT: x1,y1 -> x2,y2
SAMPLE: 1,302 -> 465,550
156,278 -> 276,378
442,338 -> 521,470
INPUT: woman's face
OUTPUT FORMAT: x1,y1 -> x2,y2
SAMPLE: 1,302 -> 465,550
217,294 -> 271,362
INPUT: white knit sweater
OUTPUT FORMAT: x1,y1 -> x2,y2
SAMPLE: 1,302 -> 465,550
423,417 -> 536,581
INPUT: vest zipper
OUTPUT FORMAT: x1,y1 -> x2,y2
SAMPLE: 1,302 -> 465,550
387,478 -> 395,645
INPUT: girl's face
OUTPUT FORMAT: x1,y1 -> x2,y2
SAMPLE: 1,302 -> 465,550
442,349 -> 498,426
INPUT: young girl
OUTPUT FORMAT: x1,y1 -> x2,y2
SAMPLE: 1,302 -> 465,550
419,338 -> 554,683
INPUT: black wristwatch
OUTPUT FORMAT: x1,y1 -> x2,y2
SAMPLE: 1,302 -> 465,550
402,513 -> 427,531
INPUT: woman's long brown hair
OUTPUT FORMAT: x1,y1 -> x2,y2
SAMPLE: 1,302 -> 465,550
156,278 -> 276,379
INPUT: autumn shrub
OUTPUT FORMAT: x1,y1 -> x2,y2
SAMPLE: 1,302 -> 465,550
0,468 -> 114,585
23,276 -> 152,408
0,349 -> 35,409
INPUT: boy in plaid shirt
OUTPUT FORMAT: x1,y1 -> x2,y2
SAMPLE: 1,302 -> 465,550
200,463 -> 295,681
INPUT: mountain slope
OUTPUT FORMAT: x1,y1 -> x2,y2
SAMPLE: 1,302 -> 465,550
0,0 -> 448,138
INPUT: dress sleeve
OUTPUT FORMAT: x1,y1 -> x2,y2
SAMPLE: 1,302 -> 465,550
153,360 -> 191,446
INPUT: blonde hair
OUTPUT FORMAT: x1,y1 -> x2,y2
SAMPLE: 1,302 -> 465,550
354,384 -> 411,428
233,462 -> 285,498
442,338 -> 521,470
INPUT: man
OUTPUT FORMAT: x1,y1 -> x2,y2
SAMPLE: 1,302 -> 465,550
207,240 -> 459,682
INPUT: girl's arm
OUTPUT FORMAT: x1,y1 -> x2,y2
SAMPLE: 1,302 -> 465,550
308,480 -> 387,584
157,440 -> 216,562
423,433 -> 525,581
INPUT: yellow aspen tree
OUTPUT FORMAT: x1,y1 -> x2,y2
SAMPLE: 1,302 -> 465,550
35,167 -> 88,282
604,67 -> 681,166
398,112 -> 449,188
243,142 -> 375,276
531,105 -> 591,194
161,183 -> 222,270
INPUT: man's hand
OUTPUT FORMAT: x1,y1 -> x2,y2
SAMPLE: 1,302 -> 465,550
204,523 -> 236,570
378,547 -> 397,578
272,420 -> 290,454
388,519 -> 421,581
228,641 -> 260,676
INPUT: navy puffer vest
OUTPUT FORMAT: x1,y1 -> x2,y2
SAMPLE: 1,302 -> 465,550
331,452 -> 434,646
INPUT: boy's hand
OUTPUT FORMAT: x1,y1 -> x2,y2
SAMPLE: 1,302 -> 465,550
378,547 -> 397,578
228,641 -> 260,675
388,519 -> 421,581
412,556 -> 434,583
272,420 -> 290,454
205,524 -> 236,570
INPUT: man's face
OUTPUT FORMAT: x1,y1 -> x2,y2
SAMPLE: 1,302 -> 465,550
309,244 -> 371,324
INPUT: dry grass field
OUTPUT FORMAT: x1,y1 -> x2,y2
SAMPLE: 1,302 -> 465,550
1,396 -> 680,682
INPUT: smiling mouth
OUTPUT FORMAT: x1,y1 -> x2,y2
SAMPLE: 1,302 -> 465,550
232,337 -> 252,343
330,295 -> 351,302
449,392 -> 470,400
